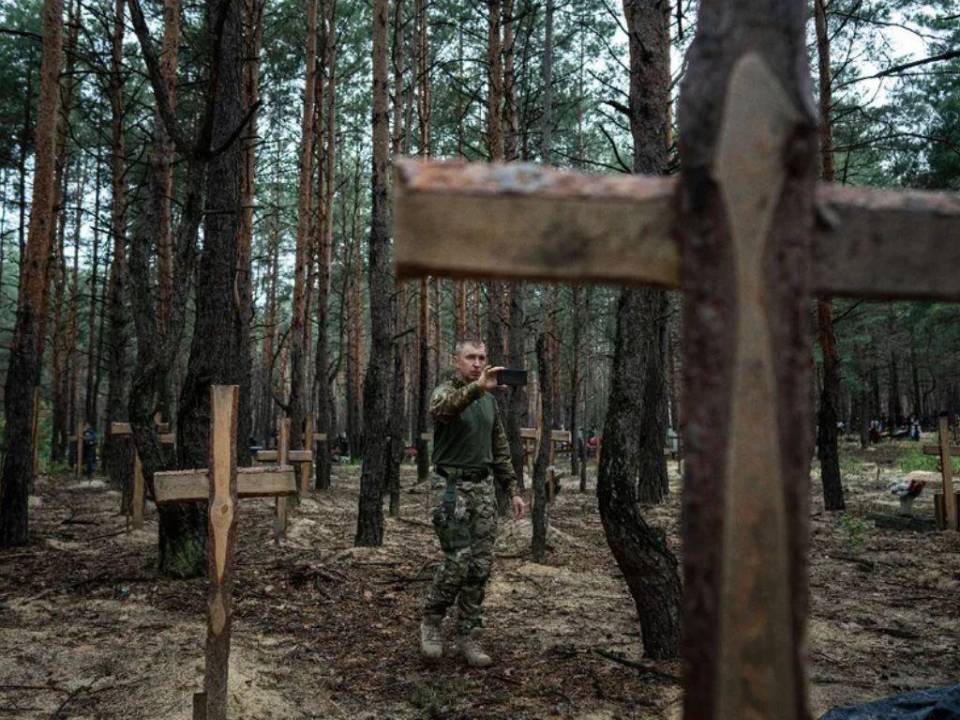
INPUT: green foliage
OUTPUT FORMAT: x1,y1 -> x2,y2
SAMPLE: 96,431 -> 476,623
899,446 -> 960,473
838,513 -> 872,553
163,536 -> 206,579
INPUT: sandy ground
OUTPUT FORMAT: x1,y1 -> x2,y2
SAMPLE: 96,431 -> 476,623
1,438 -> 958,719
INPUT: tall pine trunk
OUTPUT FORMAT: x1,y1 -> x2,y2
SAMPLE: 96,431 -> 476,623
171,0 -> 245,576
595,0 -> 680,659
0,0 -> 65,546
414,0 -> 431,484
314,0 -> 337,491
105,0 -> 132,507
814,0 -> 844,510
532,334 -> 551,563
288,0 -> 319,488
355,0 -> 391,546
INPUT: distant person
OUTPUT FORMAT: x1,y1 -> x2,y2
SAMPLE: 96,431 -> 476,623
420,339 -> 525,668
575,429 -> 586,464
909,416 -> 921,441
82,423 -> 97,479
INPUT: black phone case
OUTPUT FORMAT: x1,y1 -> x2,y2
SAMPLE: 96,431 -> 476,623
497,368 -> 528,386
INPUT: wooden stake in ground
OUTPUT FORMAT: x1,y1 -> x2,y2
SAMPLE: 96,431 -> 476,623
923,414 -> 959,530
151,385 -> 296,720
394,15 -> 960,717
110,420 -> 174,529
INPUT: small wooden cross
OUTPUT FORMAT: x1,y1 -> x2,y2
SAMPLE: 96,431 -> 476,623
254,417 -> 314,531
152,386 -> 296,720
922,414 -> 959,530
109,420 -> 176,530
393,61 -> 960,720
519,427 -> 571,474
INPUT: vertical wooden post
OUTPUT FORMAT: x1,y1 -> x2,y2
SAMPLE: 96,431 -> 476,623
132,451 -> 144,529
275,417 -> 289,536
678,34 -> 816,719
202,385 -> 239,720
938,414 -> 956,530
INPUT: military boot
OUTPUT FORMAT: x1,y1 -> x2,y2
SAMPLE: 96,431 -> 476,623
456,631 -> 492,668
419,615 -> 443,659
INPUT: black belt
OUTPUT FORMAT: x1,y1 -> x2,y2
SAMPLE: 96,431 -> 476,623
436,467 -> 489,482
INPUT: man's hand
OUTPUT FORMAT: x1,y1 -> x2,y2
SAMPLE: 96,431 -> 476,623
478,365 -> 505,391
511,495 -> 526,520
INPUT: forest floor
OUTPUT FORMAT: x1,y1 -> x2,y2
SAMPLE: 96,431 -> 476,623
1,436 -> 959,719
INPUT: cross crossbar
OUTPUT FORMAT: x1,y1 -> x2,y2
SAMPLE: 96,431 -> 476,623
153,465 -> 297,503
395,161 -> 960,301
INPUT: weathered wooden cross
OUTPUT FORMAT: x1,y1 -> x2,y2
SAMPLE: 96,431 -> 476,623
252,416 -> 315,535
394,34 -> 960,720
109,419 -> 176,529
922,413 -> 960,530
151,385 -> 296,720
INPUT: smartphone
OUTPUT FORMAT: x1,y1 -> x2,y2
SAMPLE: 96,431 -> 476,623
497,368 -> 528,386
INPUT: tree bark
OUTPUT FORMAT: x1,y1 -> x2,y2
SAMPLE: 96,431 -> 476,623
288,0 -> 319,487
171,0 -> 246,576
594,0 -> 680,660
355,0 -> 391,546
314,0 -> 337,491
0,0 -> 64,547
813,0 -> 844,511
346,155 -> 364,458
236,0 -> 263,467
154,0 -> 180,424
105,0 -> 132,506
413,0 -> 430,484
85,151 -> 102,425
532,334 -> 551,563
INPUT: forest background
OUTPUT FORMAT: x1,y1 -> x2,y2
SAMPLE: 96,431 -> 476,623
0,0 -> 958,564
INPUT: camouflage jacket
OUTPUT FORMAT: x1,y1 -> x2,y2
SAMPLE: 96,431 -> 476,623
429,372 -> 518,497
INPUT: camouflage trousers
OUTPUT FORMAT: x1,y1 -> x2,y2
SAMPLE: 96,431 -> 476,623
423,475 -> 499,636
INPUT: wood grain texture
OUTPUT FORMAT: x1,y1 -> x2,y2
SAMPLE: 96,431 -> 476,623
813,185 -> 960,300
132,452 -> 144,529
276,417 -> 290,534
153,466 -> 296,503
395,159 -> 678,288
395,160 -> 960,301
204,385 -> 238,720
712,54 -> 799,720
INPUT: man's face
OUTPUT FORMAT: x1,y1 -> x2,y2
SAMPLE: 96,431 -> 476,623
454,343 -> 487,382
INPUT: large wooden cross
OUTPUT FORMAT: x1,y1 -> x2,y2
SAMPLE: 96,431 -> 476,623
151,386 -> 297,720
394,47 -> 960,720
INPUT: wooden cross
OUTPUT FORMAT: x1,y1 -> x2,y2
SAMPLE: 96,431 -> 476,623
109,420 -> 176,530
151,386 -> 296,720
393,58 -> 960,720
253,417 -> 314,533
922,414 -> 959,530
519,427 -> 571,474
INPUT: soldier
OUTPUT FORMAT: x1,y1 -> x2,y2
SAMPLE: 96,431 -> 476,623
420,339 -> 526,667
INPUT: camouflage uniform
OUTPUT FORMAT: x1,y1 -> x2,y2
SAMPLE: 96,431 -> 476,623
423,372 -> 517,636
